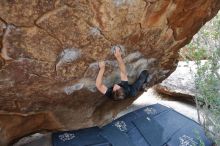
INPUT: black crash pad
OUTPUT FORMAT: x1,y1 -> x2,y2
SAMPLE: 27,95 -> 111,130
166,122 -> 213,146
132,110 -> 193,146
52,104 -> 213,146
52,127 -> 110,146
133,103 -> 169,117
100,112 -> 149,146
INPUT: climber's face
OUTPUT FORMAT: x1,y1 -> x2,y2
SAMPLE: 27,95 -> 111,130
113,84 -> 121,91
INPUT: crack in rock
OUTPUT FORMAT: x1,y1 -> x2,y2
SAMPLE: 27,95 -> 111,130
34,23 -> 63,48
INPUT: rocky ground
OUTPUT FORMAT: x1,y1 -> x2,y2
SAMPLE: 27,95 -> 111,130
14,88 -> 198,146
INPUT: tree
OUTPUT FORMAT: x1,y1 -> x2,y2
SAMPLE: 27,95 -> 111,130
180,12 -> 220,145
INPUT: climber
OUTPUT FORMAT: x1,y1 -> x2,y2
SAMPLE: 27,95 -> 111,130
96,46 -> 149,100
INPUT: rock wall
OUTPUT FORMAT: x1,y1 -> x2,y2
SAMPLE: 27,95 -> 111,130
0,0 -> 220,145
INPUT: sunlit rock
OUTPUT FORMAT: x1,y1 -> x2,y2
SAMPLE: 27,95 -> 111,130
155,61 -> 197,102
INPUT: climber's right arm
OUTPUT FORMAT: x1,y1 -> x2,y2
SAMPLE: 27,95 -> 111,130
114,47 -> 128,81
96,61 -> 107,94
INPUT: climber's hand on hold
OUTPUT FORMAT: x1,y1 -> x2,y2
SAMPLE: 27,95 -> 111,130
98,61 -> 105,69
114,46 -> 122,59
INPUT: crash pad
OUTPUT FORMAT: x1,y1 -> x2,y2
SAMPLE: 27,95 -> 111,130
52,104 -> 213,146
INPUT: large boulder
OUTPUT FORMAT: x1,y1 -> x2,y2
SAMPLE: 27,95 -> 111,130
155,61 -> 197,102
155,60 -> 220,102
0,0 -> 220,145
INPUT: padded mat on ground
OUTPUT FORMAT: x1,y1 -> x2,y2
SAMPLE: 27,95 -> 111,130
133,103 -> 169,117
166,123 -> 213,146
52,127 -> 110,146
133,110 -> 194,146
52,104 -> 213,146
100,111 -> 149,146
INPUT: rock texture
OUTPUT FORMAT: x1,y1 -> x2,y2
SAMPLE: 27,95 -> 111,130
155,61 -> 197,102
0,0 -> 220,145
155,60 -> 220,102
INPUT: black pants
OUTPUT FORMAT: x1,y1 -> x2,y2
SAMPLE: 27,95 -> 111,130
129,70 -> 148,97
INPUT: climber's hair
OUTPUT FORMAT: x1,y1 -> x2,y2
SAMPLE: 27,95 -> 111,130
112,88 -> 126,100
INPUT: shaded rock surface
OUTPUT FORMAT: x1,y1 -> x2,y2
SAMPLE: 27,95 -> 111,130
155,61 -> 197,102
0,0 -> 220,145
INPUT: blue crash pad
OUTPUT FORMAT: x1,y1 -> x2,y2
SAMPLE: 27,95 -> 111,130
52,104 -> 213,146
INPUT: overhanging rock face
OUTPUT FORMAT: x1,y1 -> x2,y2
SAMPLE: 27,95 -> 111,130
0,0 -> 219,145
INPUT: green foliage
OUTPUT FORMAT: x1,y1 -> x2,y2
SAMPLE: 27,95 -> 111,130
180,12 -> 220,145
194,129 -> 205,146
